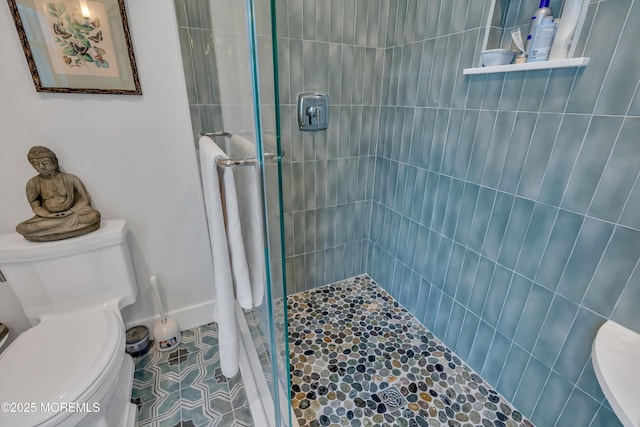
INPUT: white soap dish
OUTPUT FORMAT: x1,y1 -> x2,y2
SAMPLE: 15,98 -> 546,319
480,49 -> 516,67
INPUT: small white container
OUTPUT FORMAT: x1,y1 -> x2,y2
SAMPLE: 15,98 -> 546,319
480,49 -> 516,67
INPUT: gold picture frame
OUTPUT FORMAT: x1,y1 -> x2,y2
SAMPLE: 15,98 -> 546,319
7,0 -> 141,94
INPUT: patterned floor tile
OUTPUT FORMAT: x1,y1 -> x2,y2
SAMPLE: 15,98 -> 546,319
132,322 -> 255,427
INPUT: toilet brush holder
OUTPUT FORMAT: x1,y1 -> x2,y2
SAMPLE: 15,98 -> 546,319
150,275 -> 181,351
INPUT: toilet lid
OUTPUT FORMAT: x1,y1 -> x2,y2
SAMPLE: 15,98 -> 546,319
0,309 -> 122,426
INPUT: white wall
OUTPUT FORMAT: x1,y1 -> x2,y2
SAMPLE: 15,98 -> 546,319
0,0 -> 215,343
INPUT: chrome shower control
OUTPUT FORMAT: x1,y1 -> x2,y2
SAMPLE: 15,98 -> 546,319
297,92 -> 329,131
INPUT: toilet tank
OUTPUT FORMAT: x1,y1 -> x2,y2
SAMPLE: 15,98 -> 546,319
0,220 -> 137,325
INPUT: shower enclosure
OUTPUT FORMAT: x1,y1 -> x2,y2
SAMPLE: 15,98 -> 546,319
176,0 -> 637,426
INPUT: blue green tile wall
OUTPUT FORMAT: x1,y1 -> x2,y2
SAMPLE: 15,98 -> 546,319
366,1 -> 640,426
276,0 -> 383,293
174,0 -> 224,144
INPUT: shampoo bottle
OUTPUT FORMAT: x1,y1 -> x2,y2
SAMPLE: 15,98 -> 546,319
526,0 -> 553,54
528,16 -> 557,62
549,0 -> 584,60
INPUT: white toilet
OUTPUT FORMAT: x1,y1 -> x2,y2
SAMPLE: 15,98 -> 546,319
0,220 -> 138,427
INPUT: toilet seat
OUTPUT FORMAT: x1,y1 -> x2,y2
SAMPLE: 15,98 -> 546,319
0,309 -> 124,426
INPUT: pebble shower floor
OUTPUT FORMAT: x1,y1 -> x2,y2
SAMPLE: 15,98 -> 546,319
287,275 -> 535,427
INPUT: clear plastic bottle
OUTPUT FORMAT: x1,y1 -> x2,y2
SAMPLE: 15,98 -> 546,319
528,16 -> 557,62
526,0 -> 553,54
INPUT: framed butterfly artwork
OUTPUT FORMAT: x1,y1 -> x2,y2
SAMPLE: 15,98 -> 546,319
7,0 -> 141,94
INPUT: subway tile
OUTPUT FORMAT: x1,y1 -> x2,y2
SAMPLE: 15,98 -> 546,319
452,30 -> 481,108
436,0 -> 454,37
531,371 -> 573,427
577,356 -> 605,403
287,0 -> 303,39
482,191 -> 514,262
498,112 -> 537,194
424,284 -> 442,330
583,225 -> 640,317
611,263 -> 640,332
540,68 -> 577,113
415,41 -> 434,107
456,311 -> 480,361
404,0 -> 418,44
467,187 -> 496,254
513,283 -> 553,352
413,0 -> 428,42
442,178 -> 464,240
566,0 -> 632,114
482,264 -> 512,328
554,308 -> 605,384
432,237 -> 453,289
481,330 -> 510,387
454,182 -> 480,246
452,110 -> 480,180
594,1 -> 640,115
497,197 -> 534,270
434,294 -> 453,339
561,116 -> 623,215
439,34 -> 464,108
443,300 -> 466,349
589,406 -> 625,427
419,171 -> 437,228
302,0 -> 316,40
453,249 -> 479,306
481,73 -> 504,111
556,388 -> 601,427
532,295 -> 579,366
512,356 -> 550,417
441,110 -> 463,176
497,275 -> 532,339
515,202 -> 558,281
366,0 -> 381,47
329,0 -> 343,43
537,114 -> 590,206
468,256 -> 495,317
498,73 -> 524,111
377,0 -> 390,48
427,38 -> 448,108
519,70 -> 551,112
516,113 -> 563,200
589,117 -> 640,222
342,0 -> 356,45
465,0 -> 487,29
619,175 -> 640,230
496,343 -> 529,401
467,320 -> 494,374
556,217 -> 613,305
443,242 -> 465,297
392,0 -> 406,46
535,209 -> 584,291
467,110 -> 497,184
450,0 -> 469,33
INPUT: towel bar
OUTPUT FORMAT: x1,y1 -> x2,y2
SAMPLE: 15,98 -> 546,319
200,132 -> 283,168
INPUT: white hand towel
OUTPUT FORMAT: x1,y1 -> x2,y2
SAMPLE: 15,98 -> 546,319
199,136 -> 251,378
199,136 -> 253,310
230,134 -> 266,308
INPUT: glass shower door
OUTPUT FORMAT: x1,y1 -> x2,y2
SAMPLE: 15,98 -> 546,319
242,0 -> 292,426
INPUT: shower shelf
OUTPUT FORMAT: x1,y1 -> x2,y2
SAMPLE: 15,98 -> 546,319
463,56 -> 590,75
